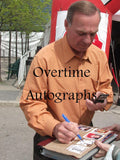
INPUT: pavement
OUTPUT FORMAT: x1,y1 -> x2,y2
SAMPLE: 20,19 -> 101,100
0,79 -> 35,160
0,79 -> 22,107
0,78 -> 120,160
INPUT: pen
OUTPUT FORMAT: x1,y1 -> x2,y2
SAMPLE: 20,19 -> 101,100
62,114 -> 82,140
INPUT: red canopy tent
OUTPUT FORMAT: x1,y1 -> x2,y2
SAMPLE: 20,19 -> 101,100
105,0 -> 120,15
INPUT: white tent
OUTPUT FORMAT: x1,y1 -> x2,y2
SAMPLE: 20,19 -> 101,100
112,10 -> 120,22
1,31 -> 44,57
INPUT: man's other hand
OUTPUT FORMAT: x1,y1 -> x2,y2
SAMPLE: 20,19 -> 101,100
86,92 -> 107,111
94,140 -> 111,158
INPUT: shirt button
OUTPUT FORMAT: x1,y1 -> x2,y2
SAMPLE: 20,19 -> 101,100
80,78 -> 83,80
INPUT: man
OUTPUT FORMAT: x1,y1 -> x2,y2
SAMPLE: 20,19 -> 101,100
20,1 -> 113,159
95,124 -> 120,160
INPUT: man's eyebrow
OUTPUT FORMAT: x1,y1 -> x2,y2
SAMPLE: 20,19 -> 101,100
76,31 -> 98,36
76,30 -> 85,33
92,30 -> 98,33
76,30 -> 98,34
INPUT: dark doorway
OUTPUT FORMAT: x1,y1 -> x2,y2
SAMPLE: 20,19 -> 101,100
109,20 -> 120,93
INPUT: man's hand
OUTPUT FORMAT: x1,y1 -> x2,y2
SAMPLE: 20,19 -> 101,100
94,124 -> 120,158
86,92 -> 107,111
52,121 -> 80,144
103,124 -> 120,140
94,140 -> 111,158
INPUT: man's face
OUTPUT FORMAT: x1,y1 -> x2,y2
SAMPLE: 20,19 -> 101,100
65,12 -> 100,55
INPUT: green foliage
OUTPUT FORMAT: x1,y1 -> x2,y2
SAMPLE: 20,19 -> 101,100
0,0 -> 52,33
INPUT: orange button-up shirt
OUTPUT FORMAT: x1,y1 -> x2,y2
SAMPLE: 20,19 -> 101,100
20,35 -> 113,137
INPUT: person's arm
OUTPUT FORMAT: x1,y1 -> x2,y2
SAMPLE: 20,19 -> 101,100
97,56 -> 113,111
103,124 -> 120,140
112,145 -> 120,160
20,54 -> 80,142
20,55 -> 60,137
94,124 -> 120,159
86,52 -> 113,112
95,140 -> 120,160
94,140 -> 111,158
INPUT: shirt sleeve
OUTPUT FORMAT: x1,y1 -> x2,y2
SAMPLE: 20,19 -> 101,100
20,55 -> 60,137
104,145 -> 120,160
98,53 -> 113,110
104,144 -> 115,160
112,145 -> 120,160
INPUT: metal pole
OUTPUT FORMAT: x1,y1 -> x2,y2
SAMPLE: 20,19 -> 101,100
0,32 -> 2,81
117,70 -> 120,106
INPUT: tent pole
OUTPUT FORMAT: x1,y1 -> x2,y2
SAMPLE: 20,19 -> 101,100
117,70 -> 120,106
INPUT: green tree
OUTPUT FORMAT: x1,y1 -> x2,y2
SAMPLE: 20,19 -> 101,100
0,0 -> 52,81
0,0 -> 52,32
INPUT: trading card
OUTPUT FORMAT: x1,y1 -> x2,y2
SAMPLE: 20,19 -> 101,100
78,125 -> 92,132
66,145 -> 87,154
84,132 -> 103,140
94,128 -> 109,134
77,139 -> 95,147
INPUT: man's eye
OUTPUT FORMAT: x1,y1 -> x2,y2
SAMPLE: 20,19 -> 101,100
78,33 -> 86,36
77,32 -> 96,37
90,33 -> 96,37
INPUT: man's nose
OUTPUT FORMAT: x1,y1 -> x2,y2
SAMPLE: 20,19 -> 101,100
84,34 -> 92,44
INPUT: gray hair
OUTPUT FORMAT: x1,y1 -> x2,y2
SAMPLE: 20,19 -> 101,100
66,0 -> 101,25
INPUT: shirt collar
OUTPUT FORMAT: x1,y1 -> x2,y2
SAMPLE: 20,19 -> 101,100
62,35 -> 92,64
62,35 -> 75,64
82,49 -> 92,64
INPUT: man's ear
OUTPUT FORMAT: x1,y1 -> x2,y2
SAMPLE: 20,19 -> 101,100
64,19 -> 69,31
